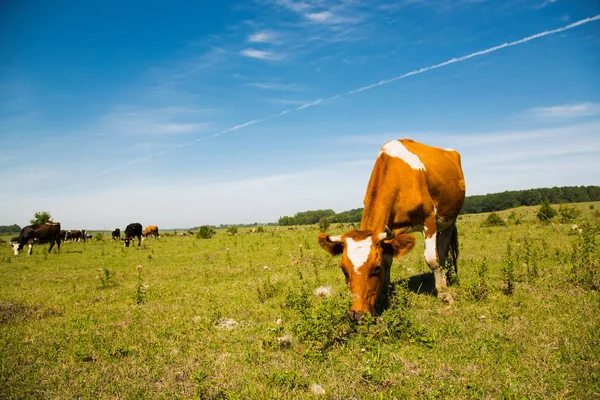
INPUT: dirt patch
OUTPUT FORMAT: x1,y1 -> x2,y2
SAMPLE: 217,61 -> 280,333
0,301 -> 62,324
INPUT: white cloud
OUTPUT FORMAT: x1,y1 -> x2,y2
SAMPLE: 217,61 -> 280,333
248,31 -> 277,43
306,11 -> 332,23
240,48 -> 284,61
524,103 -> 600,121
250,82 -> 299,91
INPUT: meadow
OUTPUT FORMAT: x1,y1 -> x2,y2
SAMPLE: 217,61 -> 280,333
1,203 -> 599,399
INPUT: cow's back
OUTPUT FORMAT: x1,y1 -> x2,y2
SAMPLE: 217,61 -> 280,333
401,139 -> 465,219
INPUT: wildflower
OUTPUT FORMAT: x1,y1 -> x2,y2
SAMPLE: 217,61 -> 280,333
276,318 -> 283,326
314,286 -> 332,297
136,265 -> 142,271
310,384 -> 326,396
276,334 -> 292,348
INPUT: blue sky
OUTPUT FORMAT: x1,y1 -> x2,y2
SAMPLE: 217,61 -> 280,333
1,0 -> 599,230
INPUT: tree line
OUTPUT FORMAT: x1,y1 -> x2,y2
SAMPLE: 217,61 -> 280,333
277,185 -> 600,226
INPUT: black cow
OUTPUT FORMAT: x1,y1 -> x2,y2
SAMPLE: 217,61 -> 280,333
112,228 -> 121,240
59,230 -> 67,241
123,223 -> 142,247
67,229 -> 86,242
13,222 -> 61,256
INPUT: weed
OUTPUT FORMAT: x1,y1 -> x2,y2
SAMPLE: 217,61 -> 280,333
569,221 -> 600,290
256,277 -> 277,302
502,241 -> 516,295
467,259 -> 489,301
98,268 -> 116,288
267,369 -> 306,390
134,265 -> 147,304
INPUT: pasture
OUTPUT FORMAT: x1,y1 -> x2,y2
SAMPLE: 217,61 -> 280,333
1,203 -> 599,399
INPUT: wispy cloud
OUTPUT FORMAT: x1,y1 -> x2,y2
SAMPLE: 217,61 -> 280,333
250,82 -> 300,91
524,103 -> 600,121
240,48 -> 284,61
248,31 -> 278,43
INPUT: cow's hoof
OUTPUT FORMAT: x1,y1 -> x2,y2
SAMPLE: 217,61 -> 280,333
438,292 -> 454,304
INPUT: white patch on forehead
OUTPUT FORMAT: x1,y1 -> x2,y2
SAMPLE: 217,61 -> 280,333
12,243 -> 19,255
346,237 -> 373,274
380,141 -> 425,170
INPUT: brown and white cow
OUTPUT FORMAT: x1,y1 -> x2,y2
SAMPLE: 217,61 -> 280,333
13,222 -> 62,256
318,139 -> 465,321
142,225 -> 159,239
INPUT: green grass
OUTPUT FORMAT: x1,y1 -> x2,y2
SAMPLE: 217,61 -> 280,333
1,202 -> 599,399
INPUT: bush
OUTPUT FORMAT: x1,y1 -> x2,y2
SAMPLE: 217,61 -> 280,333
481,212 -> 505,227
196,226 -> 216,239
226,226 -> 238,235
537,200 -> 557,222
558,204 -> 581,223
318,217 -> 331,233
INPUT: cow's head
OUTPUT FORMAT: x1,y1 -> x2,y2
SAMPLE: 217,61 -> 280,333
122,237 -> 131,247
12,243 -> 21,256
318,230 -> 415,321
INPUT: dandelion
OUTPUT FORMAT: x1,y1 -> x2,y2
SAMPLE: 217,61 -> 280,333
263,265 -> 269,270
276,334 -> 292,348
314,286 -> 332,297
276,318 -> 283,326
310,384 -> 326,396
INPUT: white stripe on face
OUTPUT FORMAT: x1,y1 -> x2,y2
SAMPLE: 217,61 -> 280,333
12,243 -> 19,255
380,141 -> 426,170
346,237 -> 373,274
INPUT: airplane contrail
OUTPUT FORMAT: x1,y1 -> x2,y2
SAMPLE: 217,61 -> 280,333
70,14 -> 600,188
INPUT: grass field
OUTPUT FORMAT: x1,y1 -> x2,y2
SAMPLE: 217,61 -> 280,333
1,203 -> 599,399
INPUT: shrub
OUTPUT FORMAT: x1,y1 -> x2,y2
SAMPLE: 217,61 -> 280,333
569,222 -> 600,291
227,226 -> 238,235
537,200 -> 557,222
481,212 -> 505,227
558,204 -> 581,223
318,217 -> 331,233
196,226 -> 216,239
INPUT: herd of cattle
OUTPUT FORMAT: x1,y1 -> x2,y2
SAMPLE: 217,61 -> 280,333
9,222 -> 160,255
7,139 -> 466,320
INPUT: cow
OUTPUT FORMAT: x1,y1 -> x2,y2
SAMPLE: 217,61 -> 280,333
111,228 -> 121,240
12,222 -> 62,256
318,139 -> 465,321
122,223 -> 142,247
67,229 -> 86,242
142,225 -> 159,240
59,230 -> 67,242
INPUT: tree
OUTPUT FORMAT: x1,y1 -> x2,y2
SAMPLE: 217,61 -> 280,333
30,211 -> 52,225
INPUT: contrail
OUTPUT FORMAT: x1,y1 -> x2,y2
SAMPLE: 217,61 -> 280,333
71,15 -> 600,188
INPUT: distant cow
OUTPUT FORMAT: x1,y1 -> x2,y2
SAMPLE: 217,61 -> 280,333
123,223 -> 142,247
142,225 -> 159,239
112,228 -> 121,240
13,222 -> 62,256
59,230 -> 67,241
67,229 -> 86,242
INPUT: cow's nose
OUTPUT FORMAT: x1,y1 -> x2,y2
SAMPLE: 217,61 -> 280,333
348,310 -> 364,322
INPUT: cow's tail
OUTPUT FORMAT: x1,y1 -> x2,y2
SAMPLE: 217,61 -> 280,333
446,224 -> 459,281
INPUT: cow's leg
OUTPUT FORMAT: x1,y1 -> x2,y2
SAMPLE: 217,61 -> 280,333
28,243 -> 33,256
137,235 -> 141,246
56,238 -> 61,253
437,223 -> 458,285
423,214 -> 449,296
48,240 -> 54,253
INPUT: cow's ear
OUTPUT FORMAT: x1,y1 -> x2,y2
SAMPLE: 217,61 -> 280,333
384,234 -> 416,258
317,233 -> 344,256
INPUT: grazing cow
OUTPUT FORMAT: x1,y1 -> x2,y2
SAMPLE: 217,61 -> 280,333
13,222 -> 62,256
142,225 -> 159,239
111,228 -> 121,240
67,229 -> 86,242
123,223 -> 142,247
318,139 -> 465,320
